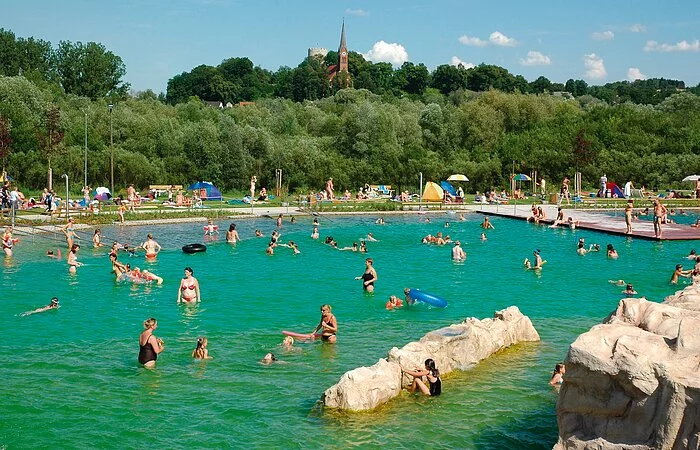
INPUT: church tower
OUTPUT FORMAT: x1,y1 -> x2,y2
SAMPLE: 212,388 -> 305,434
338,19 -> 348,73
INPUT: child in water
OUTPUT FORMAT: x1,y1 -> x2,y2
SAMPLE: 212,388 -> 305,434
192,337 -> 212,360
386,295 -> 404,310
549,363 -> 565,386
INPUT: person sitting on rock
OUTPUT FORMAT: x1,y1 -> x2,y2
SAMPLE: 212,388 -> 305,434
549,363 -> 565,386
403,358 -> 441,396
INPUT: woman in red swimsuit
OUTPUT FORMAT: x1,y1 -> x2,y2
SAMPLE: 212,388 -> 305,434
177,267 -> 200,303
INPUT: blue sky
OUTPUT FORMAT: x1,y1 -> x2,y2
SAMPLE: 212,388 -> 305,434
4,0 -> 700,93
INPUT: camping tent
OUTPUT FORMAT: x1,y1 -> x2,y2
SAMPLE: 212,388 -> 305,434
422,182 -> 444,202
187,181 -> 223,201
599,182 -> 624,198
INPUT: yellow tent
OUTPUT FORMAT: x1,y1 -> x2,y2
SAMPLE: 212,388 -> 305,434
422,181 -> 444,202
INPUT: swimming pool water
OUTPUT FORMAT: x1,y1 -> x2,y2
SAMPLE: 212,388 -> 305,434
1,213 -> 694,449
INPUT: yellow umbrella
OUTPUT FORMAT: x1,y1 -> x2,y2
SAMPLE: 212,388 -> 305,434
447,174 -> 469,182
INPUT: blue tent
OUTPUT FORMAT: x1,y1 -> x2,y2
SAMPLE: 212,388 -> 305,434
187,181 -> 223,201
440,181 -> 457,197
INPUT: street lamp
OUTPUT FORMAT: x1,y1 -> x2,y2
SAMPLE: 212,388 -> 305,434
62,173 -> 69,220
108,104 -> 114,195
84,111 -> 88,188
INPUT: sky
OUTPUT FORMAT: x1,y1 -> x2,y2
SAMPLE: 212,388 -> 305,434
4,0 -> 700,93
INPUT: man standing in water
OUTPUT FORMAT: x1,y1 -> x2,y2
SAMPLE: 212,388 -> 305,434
452,241 -> 466,261
653,199 -> 666,239
141,233 -> 162,259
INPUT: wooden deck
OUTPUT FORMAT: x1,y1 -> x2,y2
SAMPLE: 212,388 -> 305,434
476,204 -> 700,241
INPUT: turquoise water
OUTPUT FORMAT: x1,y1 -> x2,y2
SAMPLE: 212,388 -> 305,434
2,213 -> 694,449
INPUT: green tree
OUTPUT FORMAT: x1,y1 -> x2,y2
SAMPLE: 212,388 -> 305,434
54,41 -> 129,99
529,76 -> 552,94
431,64 -> 467,95
0,114 -> 11,172
36,105 -> 65,189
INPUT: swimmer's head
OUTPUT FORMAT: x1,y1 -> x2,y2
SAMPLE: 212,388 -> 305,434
676,264 -> 683,270
534,249 -> 540,255
262,353 -> 276,363
50,297 -> 59,305
283,336 -> 294,346
404,288 -> 410,295
454,241 -> 460,246
229,223 -> 236,231
147,233 -> 153,239
691,249 -> 697,255
143,318 -> 157,329
184,267 -> 194,276
47,250 -> 54,255
196,337 -> 208,349
626,284 -> 633,290
607,244 -> 614,251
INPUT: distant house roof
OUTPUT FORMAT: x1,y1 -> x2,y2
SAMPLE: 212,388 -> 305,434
203,101 -> 223,108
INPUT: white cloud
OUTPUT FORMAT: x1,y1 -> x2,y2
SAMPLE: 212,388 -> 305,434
345,8 -> 367,16
450,56 -> 475,69
627,67 -> 647,81
458,35 -> 488,47
583,53 -> 607,79
591,30 -> 615,41
644,39 -> 700,52
489,31 -> 518,47
520,51 -> 551,66
363,41 -> 409,65
629,24 -> 646,32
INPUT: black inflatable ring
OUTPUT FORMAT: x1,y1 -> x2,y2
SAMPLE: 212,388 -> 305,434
182,243 -> 207,254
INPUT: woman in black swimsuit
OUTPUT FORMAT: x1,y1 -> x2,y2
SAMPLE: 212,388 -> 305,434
138,318 -> 164,368
404,358 -> 442,396
311,304 -> 337,343
355,258 -> 377,292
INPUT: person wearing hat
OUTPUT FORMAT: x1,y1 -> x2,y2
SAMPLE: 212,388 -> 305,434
21,297 -> 60,316
452,241 -> 466,261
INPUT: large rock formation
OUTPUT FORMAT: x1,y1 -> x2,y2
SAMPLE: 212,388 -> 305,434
322,306 -> 540,411
554,287 -> 700,450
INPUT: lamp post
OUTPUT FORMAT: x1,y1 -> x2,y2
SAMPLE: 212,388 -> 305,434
62,173 -> 69,220
108,103 -> 114,195
84,111 -> 88,188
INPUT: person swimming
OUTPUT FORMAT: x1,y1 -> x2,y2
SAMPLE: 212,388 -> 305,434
261,352 -> 277,364
622,284 -> 637,297
21,297 -> 60,316
386,295 -> 404,310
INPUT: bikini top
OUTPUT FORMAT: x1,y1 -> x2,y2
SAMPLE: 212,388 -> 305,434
181,281 -> 196,290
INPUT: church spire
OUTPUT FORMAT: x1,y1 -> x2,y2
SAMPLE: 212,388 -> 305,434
339,19 -> 347,53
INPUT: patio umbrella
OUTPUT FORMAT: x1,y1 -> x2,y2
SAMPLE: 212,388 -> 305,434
682,175 -> 700,182
447,174 -> 469,182
512,173 -> 531,181
95,187 -> 111,195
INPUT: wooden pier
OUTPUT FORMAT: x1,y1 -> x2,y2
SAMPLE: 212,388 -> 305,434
475,204 -> 700,241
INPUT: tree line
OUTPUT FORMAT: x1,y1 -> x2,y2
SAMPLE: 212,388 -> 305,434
1,27 -> 700,197
167,52 -> 700,107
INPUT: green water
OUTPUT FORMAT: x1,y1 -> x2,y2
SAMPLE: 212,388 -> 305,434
1,213 -> 694,449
